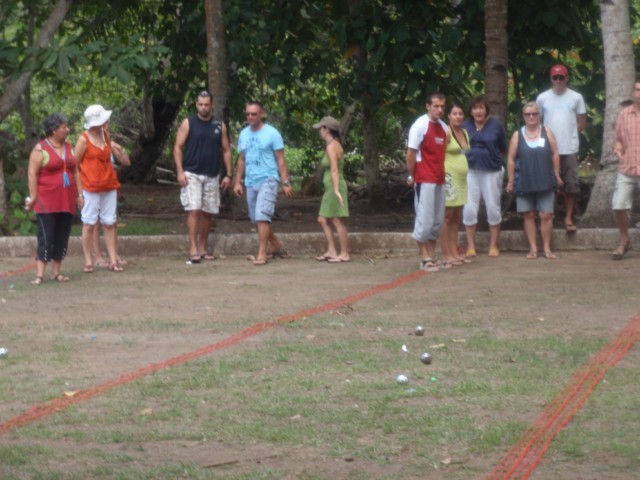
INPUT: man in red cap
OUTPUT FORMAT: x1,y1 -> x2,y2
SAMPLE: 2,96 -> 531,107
536,64 -> 587,233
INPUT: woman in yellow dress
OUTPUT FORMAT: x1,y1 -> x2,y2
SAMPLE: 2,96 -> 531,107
440,103 -> 470,266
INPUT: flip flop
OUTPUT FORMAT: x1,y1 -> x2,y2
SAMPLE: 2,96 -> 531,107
109,263 -> 124,272
200,254 -> 216,261
31,276 -> 43,285
612,242 -> 631,260
488,247 -> 500,257
526,251 -> 538,259
315,254 -> 334,262
187,256 -> 201,264
543,251 -> 557,260
83,265 -> 94,273
252,258 -> 268,266
327,257 -> 350,263
466,248 -> 477,257
271,249 -> 291,259
50,274 -> 70,282
565,223 -> 577,233
420,258 -> 439,273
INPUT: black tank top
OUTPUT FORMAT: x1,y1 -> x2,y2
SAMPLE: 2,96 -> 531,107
515,126 -> 556,195
184,115 -> 223,176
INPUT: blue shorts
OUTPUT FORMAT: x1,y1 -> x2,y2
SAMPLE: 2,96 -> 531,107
516,190 -> 554,213
246,177 -> 278,223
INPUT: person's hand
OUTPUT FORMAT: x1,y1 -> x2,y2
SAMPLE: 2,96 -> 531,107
220,175 -> 232,191
77,193 -> 85,209
505,181 -> 514,193
233,183 -> 244,198
334,189 -> 344,208
24,196 -> 35,211
556,175 -> 564,189
406,175 -> 414,187
282,184 -> 294,198
177,171 -> 187,187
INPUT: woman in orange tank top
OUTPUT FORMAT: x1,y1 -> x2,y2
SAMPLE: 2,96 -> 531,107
74,105 -> 130,272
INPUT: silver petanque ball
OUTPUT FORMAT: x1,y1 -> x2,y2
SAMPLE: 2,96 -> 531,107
0,347 -> 8,358
420,352 -> 432,365
396,374 -> 409,385
414,326 -> 425,336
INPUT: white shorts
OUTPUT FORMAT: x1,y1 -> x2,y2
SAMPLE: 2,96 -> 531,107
180,172 -> 220,214
463,168 -> 504,227
611,172 -> 640,210
81,189 -> 118,225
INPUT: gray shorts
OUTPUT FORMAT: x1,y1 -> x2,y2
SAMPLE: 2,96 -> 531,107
559,154 -> 580,194
246,177 -> 279,223
412,182 -> 445,243
516,190 -> 555,213
611,172 -> 640,210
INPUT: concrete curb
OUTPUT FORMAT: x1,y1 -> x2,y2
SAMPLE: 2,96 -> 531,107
1,229 -> 637,258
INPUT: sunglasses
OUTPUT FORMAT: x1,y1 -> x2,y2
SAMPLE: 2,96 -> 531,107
552,75 -> 566,81
524,112 -> 539,117
245,112 -> 259,117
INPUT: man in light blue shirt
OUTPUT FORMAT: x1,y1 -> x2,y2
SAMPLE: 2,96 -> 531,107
233,101 -> 293,265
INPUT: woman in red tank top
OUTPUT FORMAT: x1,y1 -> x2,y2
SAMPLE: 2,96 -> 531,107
26,113 -> 81,285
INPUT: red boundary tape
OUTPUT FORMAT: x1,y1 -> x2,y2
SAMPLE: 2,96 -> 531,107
0,269 -> 426,435
486,314 -> 640,479
0,260 -> 35,279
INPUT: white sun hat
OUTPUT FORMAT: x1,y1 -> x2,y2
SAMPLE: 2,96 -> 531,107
83,104 -> 112,129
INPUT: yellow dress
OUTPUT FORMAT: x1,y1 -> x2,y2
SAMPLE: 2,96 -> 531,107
444,129 -> 469,207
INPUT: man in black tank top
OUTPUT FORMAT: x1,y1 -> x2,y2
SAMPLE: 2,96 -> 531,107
174,91 -> 232,263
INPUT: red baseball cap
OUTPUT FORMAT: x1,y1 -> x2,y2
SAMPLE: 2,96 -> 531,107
550,64 -> 569,78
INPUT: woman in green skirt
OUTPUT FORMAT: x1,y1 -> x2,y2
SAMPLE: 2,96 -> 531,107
313,116 -> 350,263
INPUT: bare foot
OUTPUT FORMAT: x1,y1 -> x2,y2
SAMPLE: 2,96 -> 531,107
526,251 -> 538,259
543,251 -> 557,260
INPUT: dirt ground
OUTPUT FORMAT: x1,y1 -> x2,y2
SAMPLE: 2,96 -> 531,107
1,248 -> 640,478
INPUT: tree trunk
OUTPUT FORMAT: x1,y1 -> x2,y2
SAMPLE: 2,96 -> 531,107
361,94 -> 384,209
120,94 -> 184,184
582,0 -> 635,226
204,0 -> 228,121
0,0 -> 72,122
484,0 -> 508,126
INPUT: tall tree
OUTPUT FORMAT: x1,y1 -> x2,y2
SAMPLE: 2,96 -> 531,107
582,0 -> 635,225
484,0 -> 508,126
204,0 -> 228,121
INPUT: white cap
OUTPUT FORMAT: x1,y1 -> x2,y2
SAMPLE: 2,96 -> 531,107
83,104 -> 112,129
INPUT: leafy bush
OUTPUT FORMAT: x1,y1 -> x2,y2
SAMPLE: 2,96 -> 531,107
0,188 -> 36,236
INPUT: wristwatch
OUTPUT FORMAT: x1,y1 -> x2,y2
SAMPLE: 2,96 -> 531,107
282,179 -> 291,187
407,175 -> 413,182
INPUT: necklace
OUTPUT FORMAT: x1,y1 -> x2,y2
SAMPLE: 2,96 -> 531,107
524,127 -> 540,140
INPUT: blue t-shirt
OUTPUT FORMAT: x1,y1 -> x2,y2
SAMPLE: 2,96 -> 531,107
237,123 -> 284,187
462,116 -> 507,171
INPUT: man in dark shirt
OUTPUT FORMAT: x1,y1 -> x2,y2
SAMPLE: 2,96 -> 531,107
174,91 -> 232,263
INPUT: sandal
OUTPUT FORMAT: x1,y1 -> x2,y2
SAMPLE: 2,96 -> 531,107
526,251 -> 538,260
271,249 -> 291,259
31,276 -> 43,285
564,223 -> 577,233
109,263 -> 124,272
199,253 -> 216,261
50,274 -> 70,282
252,258 -> 268,266
420,258 -> 439,272
612,242 -> 631,260
543,251 -> 557,260
83,265 -> 94,273
488,247 -> 500,257
315,254 -> 335,262
186,256 -> 201,264
466,248 -> 477,257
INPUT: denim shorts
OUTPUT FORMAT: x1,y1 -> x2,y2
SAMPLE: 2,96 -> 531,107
611,172 -> 640,210
516,190 -> 555,213
246,177 -> 279,223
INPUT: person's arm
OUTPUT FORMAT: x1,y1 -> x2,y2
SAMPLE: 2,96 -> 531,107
233,152 -> 245,197
73,134 -> 87,208
327,143 -> 344,207
110,140 -> 131,167
505,131 -> 518,193
275,149 -> 293,198
173,118 -> 189,187
577,113 -> 587,133
405,148 -> 417,186
25,144 -> 43,210
614,114 -> 625,161
546,126 -> 563,187
220,123 -> 233,190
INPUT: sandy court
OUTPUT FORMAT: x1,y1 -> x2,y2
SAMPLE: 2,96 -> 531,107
1,249 -> 639,478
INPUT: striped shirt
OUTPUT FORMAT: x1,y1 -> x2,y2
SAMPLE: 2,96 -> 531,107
615,105 -> 640,176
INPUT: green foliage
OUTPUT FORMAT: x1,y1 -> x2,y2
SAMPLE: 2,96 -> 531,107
0,187 -> 35,236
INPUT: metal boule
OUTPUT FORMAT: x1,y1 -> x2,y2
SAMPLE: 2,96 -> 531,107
414,326 -> 425,336
420,352 -> 432,364
0,347 -> 8,358
396,374 -> 409,384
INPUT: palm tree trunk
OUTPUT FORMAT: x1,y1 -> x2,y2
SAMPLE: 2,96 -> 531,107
204,0 -> 228,121
582,0 -> 635,225
484,0 -> 508,126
